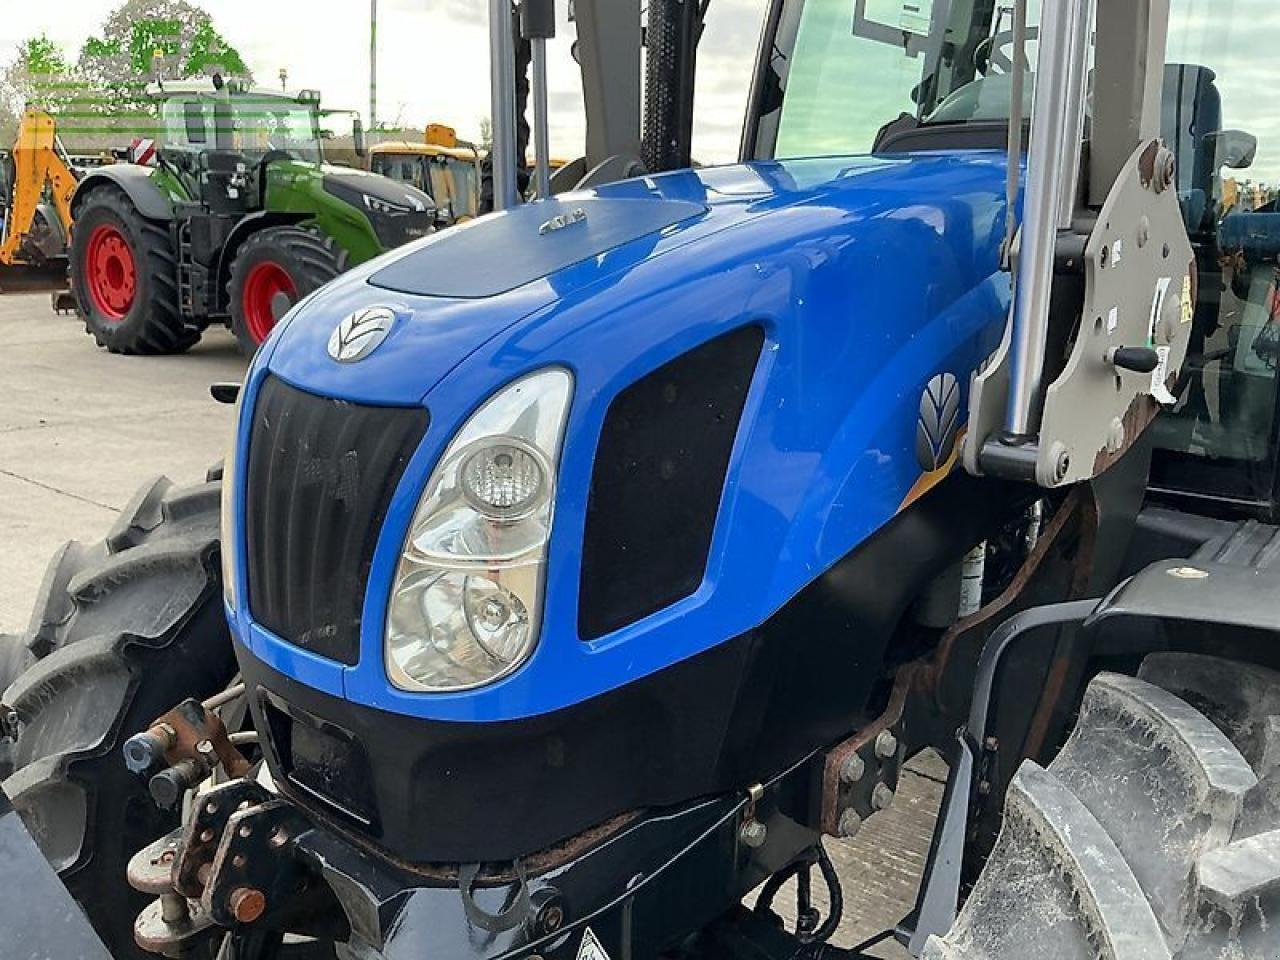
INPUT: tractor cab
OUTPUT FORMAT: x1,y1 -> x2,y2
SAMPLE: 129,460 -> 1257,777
151,80 -> 326,215
368,124 -> 481,226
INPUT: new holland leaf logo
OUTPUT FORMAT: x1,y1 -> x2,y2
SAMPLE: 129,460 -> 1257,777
327,306 -> 397,363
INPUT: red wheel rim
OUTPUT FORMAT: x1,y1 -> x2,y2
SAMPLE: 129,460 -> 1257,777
85,224 -> 137,321
242,262 -> 297,344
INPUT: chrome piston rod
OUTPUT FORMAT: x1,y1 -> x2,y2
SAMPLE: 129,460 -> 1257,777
1004,0 -> 1093,436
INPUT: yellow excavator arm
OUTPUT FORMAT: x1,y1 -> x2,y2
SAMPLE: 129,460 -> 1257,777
0,109 -> 78,266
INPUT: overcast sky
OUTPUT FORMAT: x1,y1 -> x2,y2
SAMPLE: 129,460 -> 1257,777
4,0 -> 1277,181
0,0 -> 765,165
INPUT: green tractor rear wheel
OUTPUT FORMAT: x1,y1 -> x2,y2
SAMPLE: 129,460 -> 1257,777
227,226 -> 347,355
70,188 -> 198,355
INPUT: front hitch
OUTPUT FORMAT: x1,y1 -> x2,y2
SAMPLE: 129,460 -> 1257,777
128,778 -> 339,957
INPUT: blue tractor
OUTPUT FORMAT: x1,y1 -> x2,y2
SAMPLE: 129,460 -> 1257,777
4,1 -> 1280,959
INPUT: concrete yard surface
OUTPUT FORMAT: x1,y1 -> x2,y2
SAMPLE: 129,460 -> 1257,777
0,291 -> 246,634
0,287 -> 945,953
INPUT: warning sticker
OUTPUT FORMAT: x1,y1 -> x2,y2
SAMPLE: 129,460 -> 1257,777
1150,346 -> 1177,405
1181,274 -> 1193,325
1148,276 -> 1172,342
577,927 -> 613,960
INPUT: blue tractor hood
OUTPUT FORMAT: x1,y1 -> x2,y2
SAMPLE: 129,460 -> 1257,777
242,151 -> 1016,721
262,154 -> 1008,408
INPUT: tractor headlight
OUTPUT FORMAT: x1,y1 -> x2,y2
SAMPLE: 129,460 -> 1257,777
363,193 -> 426,215
385,368 -> 572,692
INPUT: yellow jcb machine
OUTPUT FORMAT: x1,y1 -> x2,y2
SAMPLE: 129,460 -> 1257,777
0,108 -> 78,302
368,123 -> 483,226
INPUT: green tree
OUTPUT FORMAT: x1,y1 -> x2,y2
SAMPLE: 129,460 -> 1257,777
73,0 -> 253,143
0,35 -> 78,114
0,34 -> 82,144
78,0 -> 251,107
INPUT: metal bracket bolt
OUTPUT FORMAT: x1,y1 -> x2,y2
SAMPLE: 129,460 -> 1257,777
837,809 -> 863,839
228,887 -> 266,924
871,783 -> 895,811
874,729 -> 898,760
528,888 -> 566,937
838,752 -> 866,784
739,820 -> 768,849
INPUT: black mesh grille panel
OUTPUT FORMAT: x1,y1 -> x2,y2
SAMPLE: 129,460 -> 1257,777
579,325 -> 764,640
245,376 -> 428,665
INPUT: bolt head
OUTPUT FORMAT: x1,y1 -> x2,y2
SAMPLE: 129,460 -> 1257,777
874,729 -> 898,760
837,809 -> 863,838
229,887 -> 266,924
530,890 -> 567,936
739,820 -> 768,849
1158,150 -> 1176,192
872,782 -> 894,811
839,753 -> 866,784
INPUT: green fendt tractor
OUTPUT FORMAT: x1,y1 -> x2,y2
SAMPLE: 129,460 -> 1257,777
68,76 -> 434,355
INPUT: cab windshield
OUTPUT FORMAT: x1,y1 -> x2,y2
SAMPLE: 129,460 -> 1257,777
371,152 -> 479,220
429,158 -> 478,219
752,0 -> 1043,159
160,96 -> 322,164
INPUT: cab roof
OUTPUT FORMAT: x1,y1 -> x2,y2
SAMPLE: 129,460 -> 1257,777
370,141 -> 479,161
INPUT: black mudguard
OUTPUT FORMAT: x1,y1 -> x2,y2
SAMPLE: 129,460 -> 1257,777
70,164 -> 176,221
0,788 -> 112,959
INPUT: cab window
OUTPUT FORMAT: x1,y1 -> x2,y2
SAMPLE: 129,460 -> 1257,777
1150,0 -> 1280,513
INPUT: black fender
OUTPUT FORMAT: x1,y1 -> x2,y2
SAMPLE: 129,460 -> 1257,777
212,210 -> 311,312
70,164 -> 176,221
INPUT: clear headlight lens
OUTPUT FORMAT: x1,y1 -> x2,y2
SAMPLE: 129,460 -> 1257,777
386,368 -> 572,692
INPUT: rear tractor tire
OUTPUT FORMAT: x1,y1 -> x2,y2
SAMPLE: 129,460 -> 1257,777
227,225 -> 347,355
0,471 -> 235,959
927,654 -> 1280,960
70,187 -> 197,355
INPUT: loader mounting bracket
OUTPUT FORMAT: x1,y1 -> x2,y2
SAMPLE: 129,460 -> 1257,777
967,139 -> 1196,488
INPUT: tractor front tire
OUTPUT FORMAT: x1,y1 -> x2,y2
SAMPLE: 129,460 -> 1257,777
927,654 -> 1280,960
70,188 -> 196,355
0,472 -> 235,959
227,225 -> 346,355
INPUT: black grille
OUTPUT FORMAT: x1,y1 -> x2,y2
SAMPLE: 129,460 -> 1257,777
245,376 -> 428,664
579,325 -> 764,639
